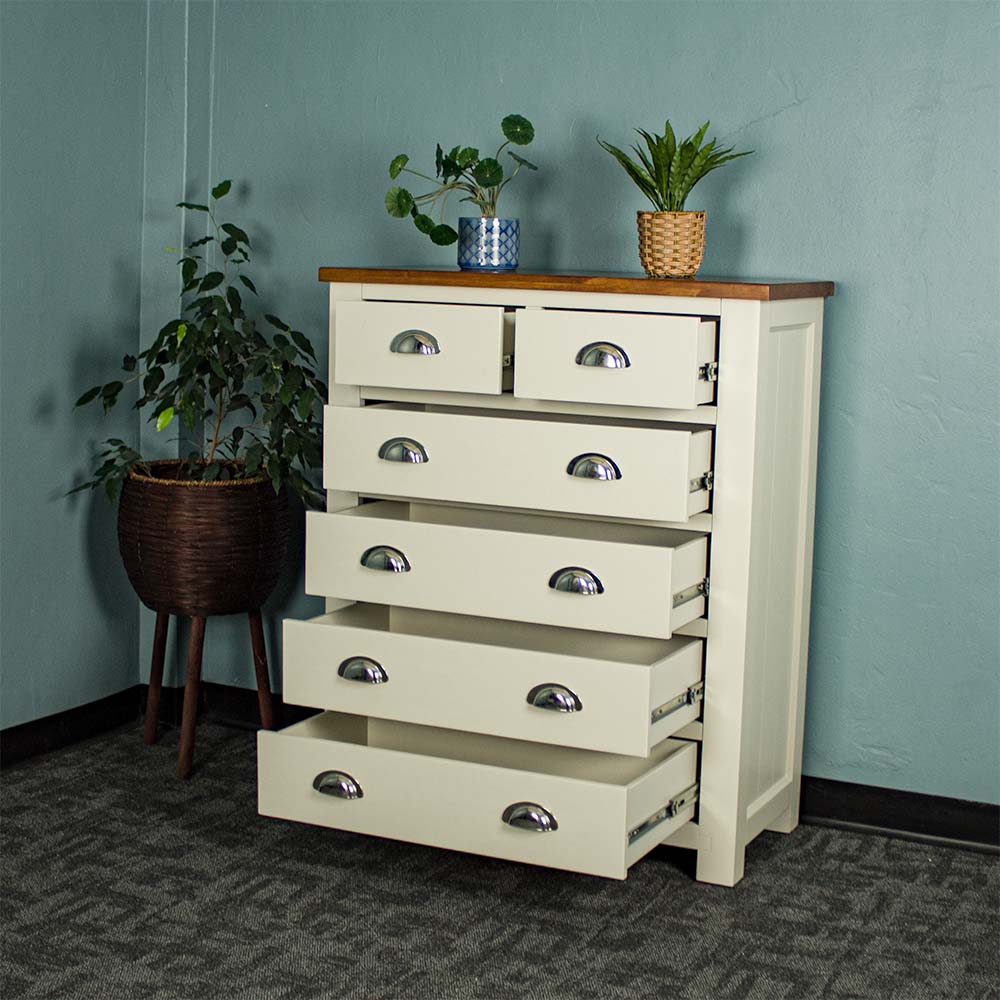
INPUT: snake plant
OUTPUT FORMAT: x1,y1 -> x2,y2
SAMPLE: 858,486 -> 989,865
598,120 -> 752,212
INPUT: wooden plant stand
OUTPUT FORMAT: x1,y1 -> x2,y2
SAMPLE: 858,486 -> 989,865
143,609 -> 278,779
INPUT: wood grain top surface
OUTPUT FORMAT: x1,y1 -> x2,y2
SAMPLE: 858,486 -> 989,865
318,266 -> 834,300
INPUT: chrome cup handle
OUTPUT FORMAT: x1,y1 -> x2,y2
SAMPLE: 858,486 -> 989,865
526,683 -> 583,713
575,341 -> 631,369
389,329 -> 441,355
548,567 -> 604,595
338,656 -> 389,684
360,545 -> 411,572
502,802 -> 559,833
566,453 -> 622,481
378,437 -> 429,463
313,770 -> 364,799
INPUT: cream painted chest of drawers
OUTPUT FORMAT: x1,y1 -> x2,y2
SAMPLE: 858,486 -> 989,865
258,267 -> 833,886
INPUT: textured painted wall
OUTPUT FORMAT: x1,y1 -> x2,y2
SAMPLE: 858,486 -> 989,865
0,1 -> 147,727
195,0 -> 1000,803
3,1 -> 997,805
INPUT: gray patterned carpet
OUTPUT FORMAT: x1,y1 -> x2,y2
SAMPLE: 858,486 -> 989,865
1,721 -> 997,1000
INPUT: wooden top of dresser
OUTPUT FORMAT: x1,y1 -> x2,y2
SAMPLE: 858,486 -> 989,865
318,267 -> 834,301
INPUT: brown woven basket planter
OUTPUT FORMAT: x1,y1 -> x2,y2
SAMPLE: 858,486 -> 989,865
636,210 -> 706,278
118,460 -> 289,618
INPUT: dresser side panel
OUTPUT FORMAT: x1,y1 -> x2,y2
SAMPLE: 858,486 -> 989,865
695,299 -> 764,887
742,299 -> 824,835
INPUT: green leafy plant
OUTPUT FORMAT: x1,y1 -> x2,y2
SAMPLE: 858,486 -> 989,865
598,120 -> 752,212
385,114 -> 537,245
72,180 -> 326,506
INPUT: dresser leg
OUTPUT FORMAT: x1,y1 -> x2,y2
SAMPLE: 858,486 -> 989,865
177,616 -> 206,780
248,609 -> 278,730
143,611 -> 170,746
766,802 -> 801,834
695,837 -> 746,888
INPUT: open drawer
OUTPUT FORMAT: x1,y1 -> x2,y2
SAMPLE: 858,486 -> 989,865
284,605 -> 704,757
334,301 -> 512,394
306,501 -> 708,639
258,712 -> 699,880
514,308 -> 717,409
324,403 -> 713,524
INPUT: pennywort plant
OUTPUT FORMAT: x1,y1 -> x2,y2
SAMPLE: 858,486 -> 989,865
73,180 -> 326,506
385,114 -> 537,246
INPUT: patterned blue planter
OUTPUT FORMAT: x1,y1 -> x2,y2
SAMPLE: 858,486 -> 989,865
457,217 -> 519,271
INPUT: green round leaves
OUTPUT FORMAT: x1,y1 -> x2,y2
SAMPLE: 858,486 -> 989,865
472,158 -> 503,188
385,186 -> 415,217
413,213 -> 436,235
501,114 -> 534,145
383,115 -> 537,250
429,224 -> 458,246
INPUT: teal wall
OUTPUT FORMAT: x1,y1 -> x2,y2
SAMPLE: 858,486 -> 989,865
0,1 -> 147,729
2,2 -> 997,805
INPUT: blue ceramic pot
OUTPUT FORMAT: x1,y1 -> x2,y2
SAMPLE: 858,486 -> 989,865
457,217 -> 519,271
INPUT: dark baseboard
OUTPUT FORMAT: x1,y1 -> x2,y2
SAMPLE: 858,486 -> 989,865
0,687 -> 143,769
141,680 -> 319,732
0,682 -> 317,769
800,776 -> 999,852
3,688 -> 997,853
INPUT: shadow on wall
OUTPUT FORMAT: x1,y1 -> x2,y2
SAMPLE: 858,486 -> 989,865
262,493 -> 311,690
83,491 -> 139,630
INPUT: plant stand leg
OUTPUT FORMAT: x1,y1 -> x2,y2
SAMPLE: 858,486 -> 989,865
248,609 -> 278,730
178,616 -> 207,780
143,611 -> 170,746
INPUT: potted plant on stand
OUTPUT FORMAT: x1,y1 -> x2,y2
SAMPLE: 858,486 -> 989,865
598,120 -> 752,277
384,113 -> 537,271
72,180 -> 326,778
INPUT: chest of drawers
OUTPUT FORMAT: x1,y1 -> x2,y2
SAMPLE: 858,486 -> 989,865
258,268 -> 833,886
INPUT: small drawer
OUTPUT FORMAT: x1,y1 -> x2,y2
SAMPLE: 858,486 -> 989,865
514,309 -> 717,409
284,605 -> 704,756
325,404 -> 713,524
334,301 -> 512,394
306,501 -> 708,639
258,712 -> 698,880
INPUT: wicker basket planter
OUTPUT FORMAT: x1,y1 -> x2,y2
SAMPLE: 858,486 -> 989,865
118,460 -> 289,618
636,210 -> 706,278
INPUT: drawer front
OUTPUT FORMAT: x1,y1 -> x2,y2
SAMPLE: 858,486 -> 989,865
324,405 -> 713,523
514,309 -> 717,409
306,505 -> 708,639
258,713 -> 698,880
283,607 -> 705,756
335,301 -> 510,394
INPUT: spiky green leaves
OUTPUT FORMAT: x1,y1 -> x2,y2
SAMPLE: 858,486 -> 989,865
599,120 -> 752,211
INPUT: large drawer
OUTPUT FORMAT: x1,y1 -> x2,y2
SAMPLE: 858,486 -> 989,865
258,712 -> 698,880
325,404 -> 713,523
306,502 -> 707,639
334,301 -> 512,394
515,308 -> 717,409
283,605 -> 704,756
